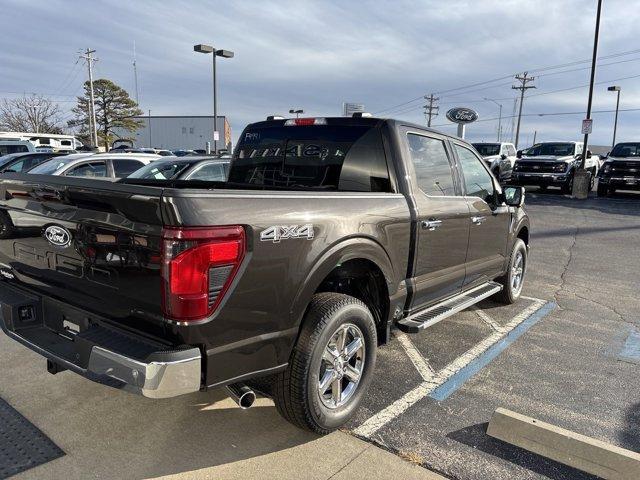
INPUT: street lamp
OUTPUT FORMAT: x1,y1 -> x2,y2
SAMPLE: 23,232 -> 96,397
484,97 -> 503,142
194,44 -> 234,155
289,109 -> 304,118
607,86 -> 621,150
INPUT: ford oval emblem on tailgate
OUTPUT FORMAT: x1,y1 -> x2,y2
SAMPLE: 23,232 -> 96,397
44,225 -> 72,248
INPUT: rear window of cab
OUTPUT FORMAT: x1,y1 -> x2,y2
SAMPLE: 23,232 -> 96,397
230,124 -> 392,192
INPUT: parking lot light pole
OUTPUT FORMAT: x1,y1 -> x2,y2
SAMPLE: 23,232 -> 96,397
289,109 -> 304,118
194,44 -> 234,155
484,98 -> 503,142
607,86 -> 621,150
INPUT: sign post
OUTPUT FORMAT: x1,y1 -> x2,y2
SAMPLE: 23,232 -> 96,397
446,107 -> 478,139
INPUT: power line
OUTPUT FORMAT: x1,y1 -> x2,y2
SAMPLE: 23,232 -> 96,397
374,47 -> 640,115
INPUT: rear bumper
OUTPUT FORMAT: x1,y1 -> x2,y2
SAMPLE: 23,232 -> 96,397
0,283 -> 202,399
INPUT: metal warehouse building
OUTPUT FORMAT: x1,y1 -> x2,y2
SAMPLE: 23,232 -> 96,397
113,115 -> 232,151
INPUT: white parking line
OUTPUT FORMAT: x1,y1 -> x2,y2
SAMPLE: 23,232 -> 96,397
394,331 -> 435,381
354,298 -> 547,438
473,307 -> 504,333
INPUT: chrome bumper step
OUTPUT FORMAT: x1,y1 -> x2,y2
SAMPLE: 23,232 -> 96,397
397,282 -> 502,333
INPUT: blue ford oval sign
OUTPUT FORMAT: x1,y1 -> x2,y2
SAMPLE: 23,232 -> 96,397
44,225 -> 72,248
446,107 -> 478,124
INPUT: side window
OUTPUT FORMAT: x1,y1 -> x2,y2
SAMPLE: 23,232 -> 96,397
407,134 -> 456,196
575,144 -> 583,156
454,144 -> 495,204
507,145 -> 516,157
113,159 -> 144,177
7,160 -> 24,172
66,161 -> 107,178
187,163 -> 227,181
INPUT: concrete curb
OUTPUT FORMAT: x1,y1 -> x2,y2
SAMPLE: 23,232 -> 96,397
487,408 -> 640,480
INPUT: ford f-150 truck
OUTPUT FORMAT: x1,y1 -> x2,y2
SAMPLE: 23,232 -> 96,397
597,142 -> 640,196
0,117 -> 529,433
471,141 -> 517,183
511,141 -> 599,193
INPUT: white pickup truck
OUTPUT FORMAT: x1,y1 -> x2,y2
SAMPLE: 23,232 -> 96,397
471,142 -> 517,183
510,141 -> 599,193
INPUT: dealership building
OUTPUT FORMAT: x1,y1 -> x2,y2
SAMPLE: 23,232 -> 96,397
113,115 -> 232,152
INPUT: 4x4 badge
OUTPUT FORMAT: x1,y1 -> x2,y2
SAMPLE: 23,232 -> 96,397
261,224 -> 314,243
44,225 -> 72,248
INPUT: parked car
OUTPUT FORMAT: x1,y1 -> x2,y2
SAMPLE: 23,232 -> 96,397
27,153 -> 162,179
471,142 -> 517,182
172,149 -> 198,157
0,140 -> 36,156
0,116 -> 529,433
510,141 -> 599,193
126,156 -> 230,181
597,142 -> 640,196
0,152 -> 68,173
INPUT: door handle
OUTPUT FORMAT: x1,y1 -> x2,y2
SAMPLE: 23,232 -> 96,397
421,220 -> 442,231
471,216 -> 486,225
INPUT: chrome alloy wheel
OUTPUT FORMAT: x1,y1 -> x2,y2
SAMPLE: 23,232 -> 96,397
318,323 -> 365,409
511,250 -> 525,294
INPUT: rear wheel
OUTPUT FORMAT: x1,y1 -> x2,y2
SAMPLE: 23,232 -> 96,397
494,238 -> 527,304
273,293 -> 377,434
589,170 -> 596,191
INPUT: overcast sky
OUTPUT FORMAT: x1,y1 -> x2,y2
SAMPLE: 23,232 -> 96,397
2,0 -> 639,147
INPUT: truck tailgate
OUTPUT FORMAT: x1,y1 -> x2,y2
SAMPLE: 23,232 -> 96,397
0,174 -> 165,328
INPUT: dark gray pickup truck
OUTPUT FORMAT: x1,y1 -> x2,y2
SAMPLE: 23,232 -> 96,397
0,117 -> 529,433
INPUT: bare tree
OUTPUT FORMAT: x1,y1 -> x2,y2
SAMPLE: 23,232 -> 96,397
0,94 -> 62,133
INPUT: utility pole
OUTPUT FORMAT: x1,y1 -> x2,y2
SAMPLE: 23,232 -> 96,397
148,109 -> 152,147
512,72 -> 535,149
133,41 -> 140,105
423,94 -> 439,127
79,48 -> 99,149
533,130 -> 537,145
580,0 -> 603,170
608,86 -> 621,150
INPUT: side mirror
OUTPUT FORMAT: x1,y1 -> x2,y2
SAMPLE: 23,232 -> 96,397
586,150 -> 592,159
500,154 -> 507,160
502,186 -> 525,207
516,150 -> 523,159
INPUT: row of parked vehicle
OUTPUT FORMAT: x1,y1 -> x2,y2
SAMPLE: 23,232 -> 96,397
472,140 -> 640,196
0,150 -> 230,182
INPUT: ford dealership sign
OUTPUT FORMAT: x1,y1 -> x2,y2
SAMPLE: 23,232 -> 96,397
446,107 -> 478,124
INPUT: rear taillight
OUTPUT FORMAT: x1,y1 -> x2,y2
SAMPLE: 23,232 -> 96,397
161,226 -> 245,322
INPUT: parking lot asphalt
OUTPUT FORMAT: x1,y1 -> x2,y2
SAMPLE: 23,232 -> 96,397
0,188 -> 638,480
346,188 -> 640,479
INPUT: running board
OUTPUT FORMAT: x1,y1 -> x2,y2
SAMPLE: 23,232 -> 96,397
397,282 -> 502,333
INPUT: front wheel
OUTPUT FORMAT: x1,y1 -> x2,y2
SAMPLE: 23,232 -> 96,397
494,238 -> 527,304
561,173 -> 574,194
597,183 -> 608,197
273,293 -> 377,434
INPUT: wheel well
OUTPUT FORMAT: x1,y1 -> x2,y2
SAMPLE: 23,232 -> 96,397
517,226 -> 529,246
315,259 -> 390,344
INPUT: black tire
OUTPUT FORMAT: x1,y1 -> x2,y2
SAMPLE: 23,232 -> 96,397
588,170 -> 596,191
494,238 -> 527,304
273,292 -> 377,434
561,173 -> 574,194
597,183 -> 608,197
0,210 -> 16,239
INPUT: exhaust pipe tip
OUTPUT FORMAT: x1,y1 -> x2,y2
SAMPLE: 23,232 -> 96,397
227,383 -> 256,409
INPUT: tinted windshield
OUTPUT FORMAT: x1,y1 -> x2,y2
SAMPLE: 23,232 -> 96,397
524,143 -> 575,156
128,160 -> 195,179
472,143 -> 501,156
28,156 -> 78,174
229,123 -> 390,191
610,143 -> 640,158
